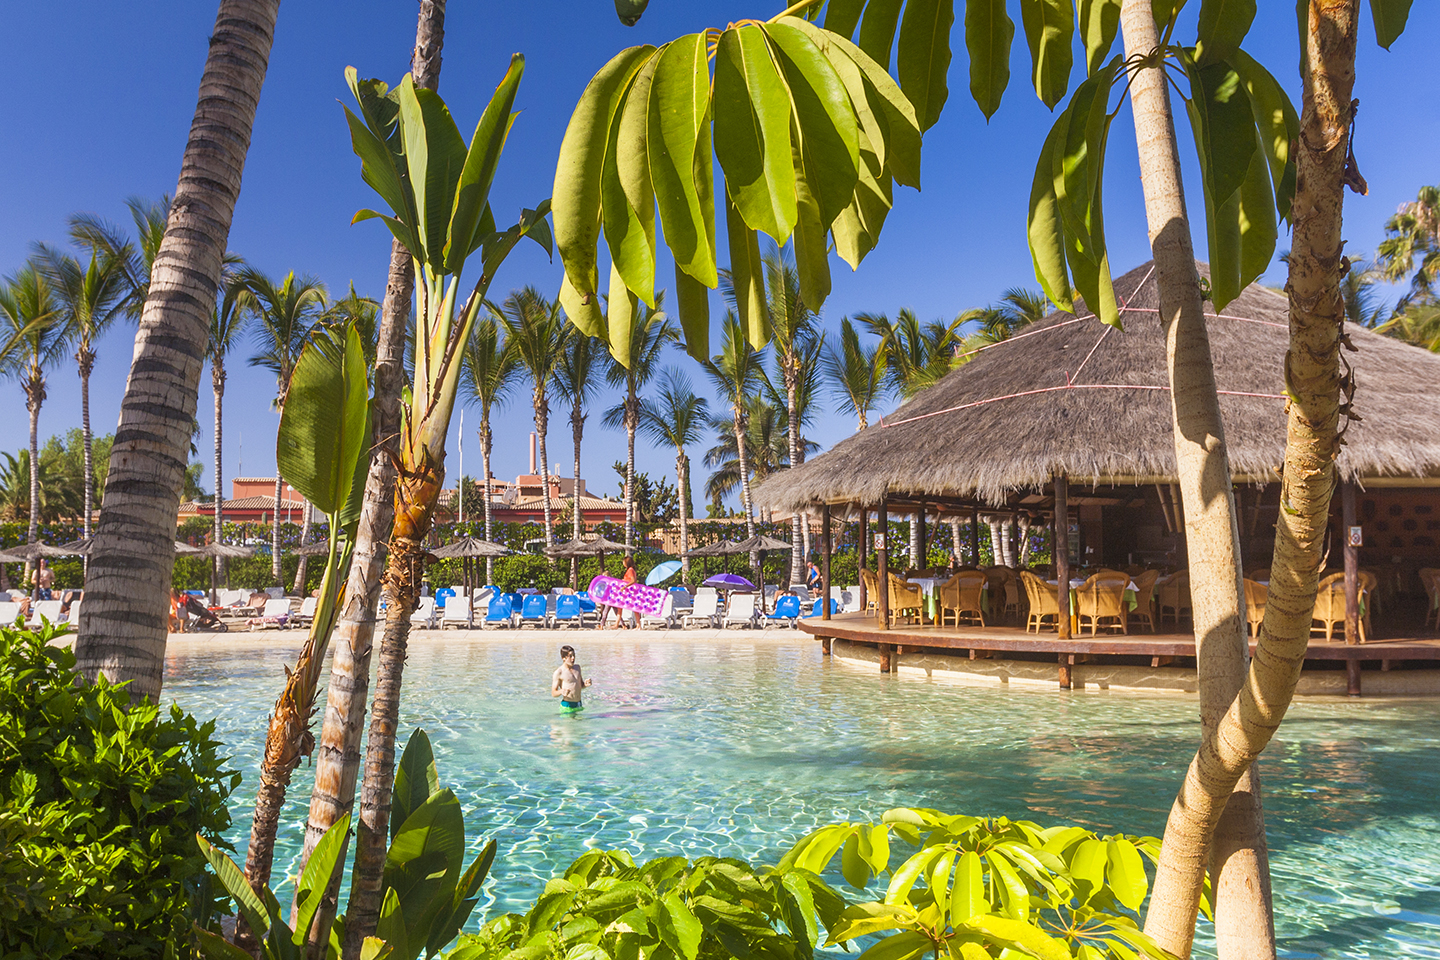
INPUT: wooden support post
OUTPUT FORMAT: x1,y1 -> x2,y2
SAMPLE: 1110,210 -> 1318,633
1346,659 -> 1362,697
1058,652 -> 1072,689
821,502 -> 832,621
1055,476 -> 1071,640
877,496 -> 890,630
1343,480 -> 1359,645
858,507 -> 869,613
969,505 -> 981,566
916,508 -> 927,569
821,636 -> 832,656
879,643 -> 892,672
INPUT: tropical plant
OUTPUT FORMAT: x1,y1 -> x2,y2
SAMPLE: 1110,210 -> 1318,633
957,286 -> 1049,354
1376,302 -> 1440,351
1376,183 -> 1439,302
555,328 -> 605,585
702,314 -> 766,541
498,288 -> 571,550
337,58 -> 550,949
608,462 -> 678,526
0,265 -> 68,564
704,396 -> 818,512
858,308 -> 964,399
0,449 -> 83,524
637,367 -> 709,576
324,283 -> 382,367
0,624 -> 239,959
207,267 -> 250,596
459,314 -> 522,582
445,848 -> 844,960
601,292 -> 672,548
68,195 -> 172,323
240,267 -> 329,582
822,317 -> 886,431
1336,258 -> 1387,329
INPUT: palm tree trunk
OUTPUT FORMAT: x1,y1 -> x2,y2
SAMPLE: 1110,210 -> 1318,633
73,0 -> 281,702
949,519 -> 962,562
213,365 -> 225,603
300,9 -> 446,953
1120,4 -> 1273,957
26,375 -> 41,582
908,518 -> 920,569
482,414 -> 495,583
536,390 -> 554,547
272,474 -> 284,583
79,347 -> 95,543
292,501 -> 312,593
624,392 -> 637,549
677,451 -> 690,580
785,362 -> 802,577
572,398 -> 584,588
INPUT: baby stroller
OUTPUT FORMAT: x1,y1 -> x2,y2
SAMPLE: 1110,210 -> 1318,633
185,594 -> 228,632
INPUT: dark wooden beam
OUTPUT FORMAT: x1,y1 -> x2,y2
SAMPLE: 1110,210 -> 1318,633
1055,475 -> 1072,641
858,507 -> 869,613
1347,659 -> 1362,696
1058,652 -> 1072,689
821,502 -> 832,621
877,495 -> 890,630
970,505 -> 980,566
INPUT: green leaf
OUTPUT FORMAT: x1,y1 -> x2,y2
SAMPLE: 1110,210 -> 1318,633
1068,838 -> 1107,898
988,852 -> 1029,922
554,45 -> 657,310
384,790 -> 466,946
376,888 -> 409,960
659,892 -> 703,960
791,160 -> 832,317
965,0 -> 1014,120
896,0 -> 954,131
927,849 -> 957,903
361,938 -> 394,960
391,730 -> 440,846
857,0 -> 904,70
195,926 -> 256,960
855,931 -> 931,960
824,0 -> 868,40
397,77 -> 470,273
949,850 -> 986,923
650,33 -> 719,285
1106,838 -> 1148,912
1076,0 -> 1121,75
607,261 -> 640,365
1027,105 -> 1073,309
343,104 -> 419,256
725,187 -> 767,345
884,845 -> 943,905
1195,0 -> 1256,65
605,53 -> 660,307
1050,60 -> 1117,257
780,871 -> 820,945
277,325 -> 370,517
1020,0 -> 1075,109
1152,0 -> 1188,26
961,915 -> 1070,960
1371,0 -> 1413,49
196,833 -> 270,945
432,839 -> 497,955
561,274 -> 605,339
782,18 -> 887,178
1229,49 -> 1299,220
714,26 -> 797,244
293,813 -> 352,948
865,823 -> 891,873
446,55 -> 524,274
672,263 -> 711,362
827,902 -> 917,943
840,831 -> 871,889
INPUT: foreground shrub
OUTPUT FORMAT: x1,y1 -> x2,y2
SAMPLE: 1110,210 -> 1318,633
0,626 -> 240,958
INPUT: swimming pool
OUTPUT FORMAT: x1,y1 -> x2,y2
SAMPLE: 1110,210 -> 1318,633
164,637 -> 1440,959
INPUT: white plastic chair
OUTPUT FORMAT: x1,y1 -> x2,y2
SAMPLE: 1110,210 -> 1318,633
251,598 -> 292,629
410,596 -> 436,629
681,593 -> 718,628
841,586 -> 862,613
440,595 -> 472,629
265,586 -> 285,599
639,594 -> 676,629
64,599 -> 81,625
293,596 -> 318,627
26,599 -> 62,628
722,593 -> 758,629
0,601 -> 22,625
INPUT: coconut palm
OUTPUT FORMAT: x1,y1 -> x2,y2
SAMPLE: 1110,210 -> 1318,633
601,293 -> 672,549
205,268 -> 250,596
1376,184 -> 1440,302
0,266 -> 68,571
498,288 -> 571,549
1377,303 -> 1440,351
459,313 -> 521,581
859,308 -> 966,398
68,195 -> 171,323
637,367 -> 709,578
762,338 -> 823,561
702,313 -> 766,542
323,284 -> 380,367
240,268 -> 328,582
555,330 -> 605,585
703,395 -> 818,507
822,317 -> 887,431
31,246 -> 128,541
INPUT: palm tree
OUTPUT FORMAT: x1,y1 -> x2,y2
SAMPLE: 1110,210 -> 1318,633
601,293 -> 672,549
1338,259 -> 1387,329
1377,303 -> 1440,351
240,268 -> 328,582
1376,184 -> 1440,302
31,246 -> 128,542
207,268 -> 250,595
822,317 -> 887,431
324,284 -> 380,367
459,313 -> 521,581
859,308 -> 966,398
498,288 -> 571,548
703,395 -> 818,506
637,368 -> 709,579
68,195 -> 171,324
702,313 -> 767,544
555,330 -> 605,585
0,266 -> 68,573
73,0 -> 283,704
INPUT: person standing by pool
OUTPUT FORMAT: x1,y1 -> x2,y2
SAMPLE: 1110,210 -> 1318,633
551,644 -> 593,711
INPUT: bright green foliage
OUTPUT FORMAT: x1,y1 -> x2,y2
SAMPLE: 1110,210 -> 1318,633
777,808 -> 1205,960
443,849 -> 846,960
0,626 -> 239,959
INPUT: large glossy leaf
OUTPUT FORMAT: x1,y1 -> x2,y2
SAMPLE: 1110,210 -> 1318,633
397,78 -> 469,272
1076,0 -> 1120,75
390,729 -> 440,845
965,0 -> 1014,120
788,18 -> 888,174
607,262 -> 640,364
827,902 -> 917,942
855,930 -> 931,960
1370,0 -> 1413,49
376,889 -> 410,960
1027,115 -> 1073,310
1050,60 -> 1118,260
293,813 -> 352,948
445,55 -> 525,274
827,33 -> 923,189
949,850 -> 986,923
1019,0 -> 1075,109
884,846 -> 943,905
896,0 -> 953,132
714,26 -> 797,244
1195,0 -> 1256,65
650,33 -> 718,286
277,324 -> 370,517
725,188 -> 767,344
962,915 -> 1070,960
857,0 -> 904,70
344,70 -> 416,237
430,838 -> 497,955
658,892 -> 703,960
196,834 -> 270,944
1229,49 -> 1298,220
384,790 -> 466,954
605,54 -> 660,307
553,45 -> 657,308
824,0 -> 867,40
1105,838 -> 1147,911
988,852 -> 1029,921
1068,838 -> 1107,898
672,264 -> 711,362
792,160 -> 833,316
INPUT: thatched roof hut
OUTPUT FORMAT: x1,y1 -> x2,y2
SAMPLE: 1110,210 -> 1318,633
757,261 -> 1440,513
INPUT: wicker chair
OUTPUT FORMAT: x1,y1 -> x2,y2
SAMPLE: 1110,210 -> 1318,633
1157,571 -> 1191,625
1420,567 -> 1440,631
1018,571 -> 1060,633
860,569 -> 879,616
938,571 -> 986,627
888,574 -> 924,625
1311,571 -> 1372,642
1243,578 -> 1268,637
1074,570 -> 1129,635
1247,567 -> 1271,582
1128,569 -> 1160,633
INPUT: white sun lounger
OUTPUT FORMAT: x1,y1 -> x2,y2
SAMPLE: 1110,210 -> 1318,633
722,593 -> 758,629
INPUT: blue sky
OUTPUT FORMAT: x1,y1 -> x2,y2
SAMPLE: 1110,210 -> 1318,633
1,2 -> 1435,509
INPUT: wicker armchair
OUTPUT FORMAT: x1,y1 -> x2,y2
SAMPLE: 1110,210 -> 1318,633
1243,578 -> 1268,637
1420,567 -> 1440,631
1157,571 -> 1191,625
938,571 -> 986,627
1247,567 -> 1271,582
1128,569 -> 1160,632
1311,571 -> 1372,642
888,574 -> 924,625
1018,571 -> 1060,633
860,569 -> 879,616
1074,570 -> 1129,635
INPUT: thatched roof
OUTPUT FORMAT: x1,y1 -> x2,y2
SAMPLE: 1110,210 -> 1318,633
757,261 -> 1440,512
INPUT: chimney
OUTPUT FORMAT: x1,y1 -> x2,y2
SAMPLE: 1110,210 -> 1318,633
529,432 -> 536,474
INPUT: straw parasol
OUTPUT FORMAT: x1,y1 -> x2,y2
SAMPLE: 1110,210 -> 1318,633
755,260 -> 1440,514
545,536 -> 632,557
429,537 -> 512,625
709,534 -> 792,613
193,542 -> 257,558
0,541 -> 86,562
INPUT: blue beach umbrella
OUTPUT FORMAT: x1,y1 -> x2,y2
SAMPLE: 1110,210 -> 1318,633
645,560 -> 683,586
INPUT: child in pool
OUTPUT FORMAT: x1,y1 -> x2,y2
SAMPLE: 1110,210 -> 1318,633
551,644 -> 593,711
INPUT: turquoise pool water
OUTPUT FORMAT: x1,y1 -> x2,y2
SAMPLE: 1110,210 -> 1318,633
164,638 -> 1440,959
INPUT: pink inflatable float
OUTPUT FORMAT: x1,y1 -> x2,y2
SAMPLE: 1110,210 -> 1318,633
588,574 -> 669,618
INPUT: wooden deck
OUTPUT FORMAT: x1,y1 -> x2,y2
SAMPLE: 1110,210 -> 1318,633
798,612 -> 1440,695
